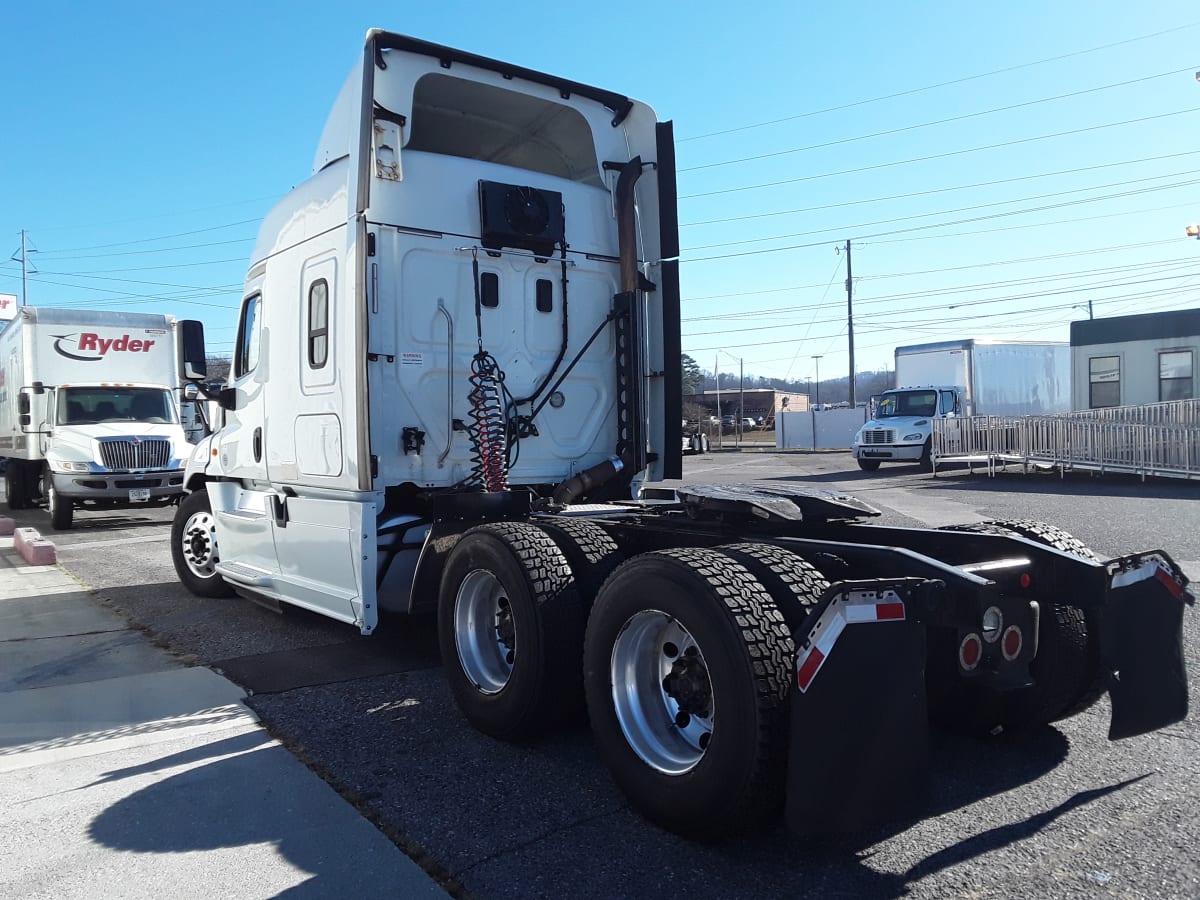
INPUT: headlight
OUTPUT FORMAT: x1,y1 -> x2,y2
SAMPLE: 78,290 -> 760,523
48,459 -> 92,473
903,433 -> 924,441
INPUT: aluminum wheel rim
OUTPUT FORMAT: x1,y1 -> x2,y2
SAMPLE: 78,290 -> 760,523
181,510 -> 219,578
454,568 -> 515,695
610,610 -> 715,775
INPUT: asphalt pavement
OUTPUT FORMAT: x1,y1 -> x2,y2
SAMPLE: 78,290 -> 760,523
2,451 -> 1199,899
0,534 -> 447,899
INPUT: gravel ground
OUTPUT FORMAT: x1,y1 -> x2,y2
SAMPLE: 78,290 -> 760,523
19,451 -> 1200,899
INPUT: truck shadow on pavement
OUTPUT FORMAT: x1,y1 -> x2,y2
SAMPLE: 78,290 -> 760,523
87,730 -> 426,898
239,666 -> 1138,900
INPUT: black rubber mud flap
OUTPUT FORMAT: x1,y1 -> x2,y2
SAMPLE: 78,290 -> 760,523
1103,557 -> 1193,740
786,583 -> 932,836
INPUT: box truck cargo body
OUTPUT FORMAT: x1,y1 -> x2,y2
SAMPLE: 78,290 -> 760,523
0,308 -> 208,528
852,339 -> 1069,471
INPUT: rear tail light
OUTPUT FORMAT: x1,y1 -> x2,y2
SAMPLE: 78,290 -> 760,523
1002,625 -> 1023,661
958,633 -> 982,671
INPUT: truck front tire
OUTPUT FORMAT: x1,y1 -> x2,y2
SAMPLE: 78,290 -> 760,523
171,490 -> 236,598
438,522 -> 586,740
919,438 -> 933,472
857,458 -> 882,472
44,474 -> 73,531
583,548 -> 793,840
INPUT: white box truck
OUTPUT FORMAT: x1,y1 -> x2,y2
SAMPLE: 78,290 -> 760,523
169,32 -> 1190,841
0,307 -> 208,528
852,339 -> 1070,471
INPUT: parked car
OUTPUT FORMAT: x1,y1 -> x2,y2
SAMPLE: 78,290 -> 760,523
721,415 -> 735,426
741,418 -> 756,429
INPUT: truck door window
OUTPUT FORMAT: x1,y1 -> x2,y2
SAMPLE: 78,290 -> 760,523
235,293 -> 262,378
308,280 -> 329,369
1159,350 -> 1193,401
940,390 -> 957,415
1088,356 -> 1120,408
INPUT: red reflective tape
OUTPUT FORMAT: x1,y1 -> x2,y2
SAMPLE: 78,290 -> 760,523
796,646 -> 826,692
1155,566 -> 1185,599
875,602 -> 905,620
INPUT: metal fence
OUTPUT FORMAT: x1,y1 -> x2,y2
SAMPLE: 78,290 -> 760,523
931,399 -> 1200,480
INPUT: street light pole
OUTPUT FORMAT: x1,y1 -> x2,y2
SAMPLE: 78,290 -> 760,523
811,355 -> 823,408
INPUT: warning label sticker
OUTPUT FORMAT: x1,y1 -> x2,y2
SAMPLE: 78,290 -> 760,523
400,352 -> 423,367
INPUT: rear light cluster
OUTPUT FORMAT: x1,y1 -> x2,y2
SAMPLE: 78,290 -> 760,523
958,622 -> 1024,672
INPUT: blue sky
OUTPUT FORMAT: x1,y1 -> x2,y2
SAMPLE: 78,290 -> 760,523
2,2 -> 1198,389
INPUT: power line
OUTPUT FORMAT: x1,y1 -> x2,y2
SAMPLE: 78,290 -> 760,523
679,238 -> 1178,305
682,270 -> 1200,339
681,172 -> 1200,253
681,200 -> 1197,264
35,237 -> 255,262
684,256 -> 1198,324
35,219 -> 260,255
679,66 -> 1198,174
861,201 -> 1197,246
25,196 -> 279,234
683,290 -> 1200,355
677,21 -> 1200,142
678,107 -> 1200,201
680,150 -> 1200,228
33,269 -> 241,292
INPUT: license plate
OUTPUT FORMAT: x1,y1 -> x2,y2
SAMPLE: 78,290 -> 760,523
128,488 -> 151,502
863,450 -> 891,458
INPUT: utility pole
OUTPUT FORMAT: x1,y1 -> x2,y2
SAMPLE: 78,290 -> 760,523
738,356 -> 744,448
811,355 -> 823,408
714,354 -> 721,448
10,230 -> 37,306
845,239 -> 856,406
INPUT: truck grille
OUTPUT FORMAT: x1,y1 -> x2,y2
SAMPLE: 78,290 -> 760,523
99,439 -> 170,470
862,430 -> 895,445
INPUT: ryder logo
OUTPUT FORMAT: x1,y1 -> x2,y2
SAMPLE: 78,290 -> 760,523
53,332 -> 157,362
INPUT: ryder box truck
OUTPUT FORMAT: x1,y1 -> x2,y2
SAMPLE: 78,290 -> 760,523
0,307 -> 208,529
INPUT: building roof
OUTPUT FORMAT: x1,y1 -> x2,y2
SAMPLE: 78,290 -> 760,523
1070,307 -> 1200,347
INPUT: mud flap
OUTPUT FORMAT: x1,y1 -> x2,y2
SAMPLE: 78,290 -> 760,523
1103,557 -> 1193,740
786,582 -> 935,836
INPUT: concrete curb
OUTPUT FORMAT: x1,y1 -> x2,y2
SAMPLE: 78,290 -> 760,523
13,526 -> 57,565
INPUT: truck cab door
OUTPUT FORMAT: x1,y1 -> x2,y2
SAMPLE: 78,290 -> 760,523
939,390 -> 959,418
217,291 -> 268,482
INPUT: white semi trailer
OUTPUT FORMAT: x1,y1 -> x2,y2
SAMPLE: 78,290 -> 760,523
853,339 -> 1070,471
0,308 -> 208,528
171,32 -> 1191,840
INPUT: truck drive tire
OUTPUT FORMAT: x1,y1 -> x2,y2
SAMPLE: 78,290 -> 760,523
583,548 -> 793,841
938,519 -> 1103,730
714,543 -> 829,634
918,438 -> 933,472
45,475 -> 73,531
535,517 -> 624,612
171,490 -> 236,598
857,458 -> 881,472
438,522 -> 586,741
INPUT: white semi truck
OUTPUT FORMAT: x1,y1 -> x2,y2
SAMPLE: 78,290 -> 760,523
171,32 -> 1191,840
852,339 -> 1070,471
0,308 -> 208,528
